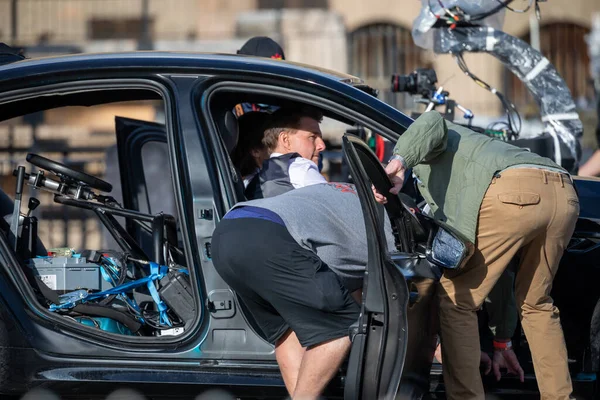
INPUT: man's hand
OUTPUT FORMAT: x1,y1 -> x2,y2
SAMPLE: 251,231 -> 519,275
434,342 -> 442,364
492,349 -> 525,383
373,158 -> 406,204
481,351 -> 492,376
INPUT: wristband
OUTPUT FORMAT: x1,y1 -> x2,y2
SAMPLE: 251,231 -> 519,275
493,340 -> 512,351
387,154 -> 407,169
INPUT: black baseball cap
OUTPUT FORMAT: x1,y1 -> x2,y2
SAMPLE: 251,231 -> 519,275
237,36 -> 285,60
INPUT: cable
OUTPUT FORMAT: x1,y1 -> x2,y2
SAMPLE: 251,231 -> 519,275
119,294 -> 145,323
98,254 -> 128,306
138,301 -> 183,330
437,0 -> 456,17
428,0 -> 459,25
470,0 -> 515,21
430,0 -> 539,26
141,310 -> 184,330
64,314 -> 101,329
454,53 -> 521,137
430,0 -> 514,23
501,0 -> 535,13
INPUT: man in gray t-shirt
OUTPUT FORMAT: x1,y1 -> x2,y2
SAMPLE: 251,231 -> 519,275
234,182 -> 394,291
212,182 -> 389,399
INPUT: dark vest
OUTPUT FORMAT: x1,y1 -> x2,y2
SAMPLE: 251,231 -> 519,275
245,153 -> 300,200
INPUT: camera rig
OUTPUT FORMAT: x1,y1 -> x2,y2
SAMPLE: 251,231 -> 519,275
401,0 -> 581,173
9,153 -> 195,337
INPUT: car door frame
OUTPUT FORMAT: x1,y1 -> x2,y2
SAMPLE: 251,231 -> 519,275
341,134 -> 409,400
0,76 -> 208,349
198,79 -> 413,398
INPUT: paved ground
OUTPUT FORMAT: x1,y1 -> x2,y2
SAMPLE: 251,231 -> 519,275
9,388 -> 242,400
6,386 -> 289,400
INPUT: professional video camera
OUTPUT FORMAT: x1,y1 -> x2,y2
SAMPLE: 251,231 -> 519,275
391,67 -> 474,126
391,68 -> 438,97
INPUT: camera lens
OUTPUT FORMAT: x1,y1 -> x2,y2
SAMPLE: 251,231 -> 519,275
391,74 -> 414,93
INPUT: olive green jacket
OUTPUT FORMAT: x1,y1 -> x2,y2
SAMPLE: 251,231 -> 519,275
393,112 -> 564,341
393,111 -> 563,244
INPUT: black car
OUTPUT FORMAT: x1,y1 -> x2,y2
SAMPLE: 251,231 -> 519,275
0,52 -> 599,400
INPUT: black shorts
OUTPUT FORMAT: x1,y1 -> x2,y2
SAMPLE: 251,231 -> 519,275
212,217 -> 360,348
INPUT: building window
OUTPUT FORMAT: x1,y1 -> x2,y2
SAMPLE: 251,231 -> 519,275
257,0 -> 328,9
88,18 -> 154,40
504,23 -> 593,113
348,23 -> 429,110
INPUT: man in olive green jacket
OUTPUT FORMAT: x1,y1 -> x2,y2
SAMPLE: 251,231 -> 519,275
375,111 -> 579,400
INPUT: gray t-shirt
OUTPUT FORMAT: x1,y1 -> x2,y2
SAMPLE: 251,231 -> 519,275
232,182 -> 396,291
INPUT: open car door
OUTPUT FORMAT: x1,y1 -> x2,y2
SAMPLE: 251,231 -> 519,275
342,134 -> 410,400
343,134 -> 474,399
107,116 -> 177,255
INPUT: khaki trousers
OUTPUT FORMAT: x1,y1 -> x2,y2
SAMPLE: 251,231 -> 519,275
438,168 -> 580,400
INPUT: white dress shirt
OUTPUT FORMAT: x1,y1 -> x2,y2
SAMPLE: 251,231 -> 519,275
270,152 -> 327,188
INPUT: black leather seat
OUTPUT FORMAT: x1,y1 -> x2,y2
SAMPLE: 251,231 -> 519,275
223,110 -> 239,155
223,111 -> 246,201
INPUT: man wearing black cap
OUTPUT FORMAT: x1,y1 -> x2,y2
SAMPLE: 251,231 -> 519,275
237,36 -> 285,60
234,36 -> 285,118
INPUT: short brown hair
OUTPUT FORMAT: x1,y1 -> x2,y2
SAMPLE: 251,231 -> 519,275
262,106 -> 324,151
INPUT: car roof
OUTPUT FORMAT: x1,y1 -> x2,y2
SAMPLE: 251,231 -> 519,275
0,51 -> 364,86
0,51 -> 411,135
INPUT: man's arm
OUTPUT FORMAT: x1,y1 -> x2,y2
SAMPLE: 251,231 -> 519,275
375,111 -> 448,201
392,111 -> 448,169
486,264 -> 524,382
578,105 -> 600,176
578,150 -> 600,177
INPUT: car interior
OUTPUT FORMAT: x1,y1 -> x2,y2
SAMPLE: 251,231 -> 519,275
0,87 -> 364,348
0,88 -> 201,342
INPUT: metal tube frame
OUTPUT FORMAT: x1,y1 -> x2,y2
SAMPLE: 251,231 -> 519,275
54,195 -> 177,265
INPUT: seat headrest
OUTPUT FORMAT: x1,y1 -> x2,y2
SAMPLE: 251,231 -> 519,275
223,111 -> 239,154
0,189 -> 15,220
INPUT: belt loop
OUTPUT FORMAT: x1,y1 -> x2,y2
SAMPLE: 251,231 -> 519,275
559,173 -> 564,188
542,170 -> 548,184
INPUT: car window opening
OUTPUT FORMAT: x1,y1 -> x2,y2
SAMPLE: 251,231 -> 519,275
207,90 -> 386,208
0,89 -> 201,340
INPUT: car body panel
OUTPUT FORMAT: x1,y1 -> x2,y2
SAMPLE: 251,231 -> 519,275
573,176 -> 600,221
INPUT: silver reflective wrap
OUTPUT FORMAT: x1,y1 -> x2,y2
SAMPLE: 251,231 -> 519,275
412,0 -> 506,50
433,26 -> 583,168
589,14 -> 600,90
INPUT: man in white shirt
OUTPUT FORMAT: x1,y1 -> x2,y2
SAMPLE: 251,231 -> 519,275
245,106 -> 327,199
